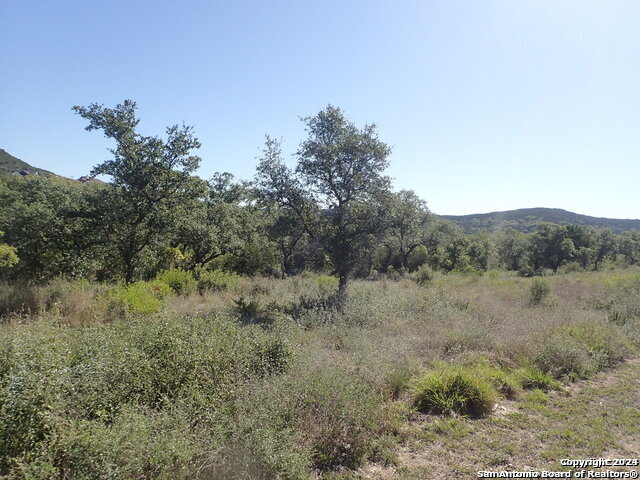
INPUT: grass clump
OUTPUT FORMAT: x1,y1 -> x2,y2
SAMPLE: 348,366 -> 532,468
412,365 -> 497,417
475,364 -> 521,400
516,367 -> 561,391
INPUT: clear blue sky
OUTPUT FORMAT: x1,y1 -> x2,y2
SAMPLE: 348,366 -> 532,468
2,0 -> 639,218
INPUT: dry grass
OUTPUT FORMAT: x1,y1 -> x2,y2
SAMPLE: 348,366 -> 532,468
0,268 -> 638,478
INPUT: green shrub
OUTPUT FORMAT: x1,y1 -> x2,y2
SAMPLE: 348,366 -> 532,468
155,269 -> 196,296
531,331 -> 596,381
104,281 -> 171,315
316,275 -> 339,294
531,323 -> 630,381
197,269 -> 240,293
415,265 -> 434,286
234,297 -> 263,321
529,278 -> 550,306
412,366 -> 497,417
561,323 -> 629,369
407,245 -> 429,271
0,314 -> 296,477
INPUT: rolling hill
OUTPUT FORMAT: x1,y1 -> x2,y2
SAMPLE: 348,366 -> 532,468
0,149 -> 56,176
0,149 -> 102,183
442,208 -> 640,234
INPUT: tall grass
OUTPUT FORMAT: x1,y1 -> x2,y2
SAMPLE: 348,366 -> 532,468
0,269 -> 637,477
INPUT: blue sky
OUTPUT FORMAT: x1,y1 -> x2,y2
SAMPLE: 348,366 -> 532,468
1,0 -> 639,218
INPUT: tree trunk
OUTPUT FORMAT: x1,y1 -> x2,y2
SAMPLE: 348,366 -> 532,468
334,274 -> 349,311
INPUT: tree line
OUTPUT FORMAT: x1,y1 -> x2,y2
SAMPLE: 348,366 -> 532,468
1,101 -> 639,292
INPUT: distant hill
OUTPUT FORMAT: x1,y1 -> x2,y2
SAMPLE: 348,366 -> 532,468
0,149 -> 102,183
0,149 -> 56,176
442,208 -> 640,234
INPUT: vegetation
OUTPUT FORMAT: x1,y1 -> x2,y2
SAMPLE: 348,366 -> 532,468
0,101 -> 639,477
444,207 -> 640,234
0,269 -> 638,477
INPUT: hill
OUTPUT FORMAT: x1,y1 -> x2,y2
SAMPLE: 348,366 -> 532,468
0,149 -> 56,176
0,149 -> 103,183
442,207 -> 640,234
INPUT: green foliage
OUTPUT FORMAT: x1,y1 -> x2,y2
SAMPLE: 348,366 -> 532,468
532,332 -> 596,381
529,223 -> 576,273
412,365 -> 497,417
104,281 -> 171,314
515,367 -> 561,391
73,100 -> 202,283
155,268 -> 196,296
0,244 -> 18,270
313,274 -> 339,294
531,323 -> 629,381
196,269 -> 240,293
234,296 -> 264,321
529,277 -> 551,306
560,323 -> 629,369
296,105 -> 392,296
475,364 -> 521,400
0,314 -> 294,477
0,176 -> 104,281
415,264 -> 434,286
381,190 -> 430,271
407,244 -> 429,271
255,137 -> 313,277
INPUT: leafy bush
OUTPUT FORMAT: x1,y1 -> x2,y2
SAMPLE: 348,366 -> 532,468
197,269 -> 240,293
412,366 -> 497,417
0,314 -> 295,477
415,265 -> 434,286
316,274 -> 339,294
104,281 -> 171,315
529,278 -> 551,306
155,269 -> 196,296
407,245 -> 429,271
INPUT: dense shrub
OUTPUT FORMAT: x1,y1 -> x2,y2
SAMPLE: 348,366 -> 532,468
155,269 -> 196,296
232,367 -> 393,473
529,277 -> 551,306
0,314 -> 294,477
415,265 -> 434,286
103,281 -> 171,315
197,269 -> 240,293
531,323 -> 630,381
412,366 -> 497,417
